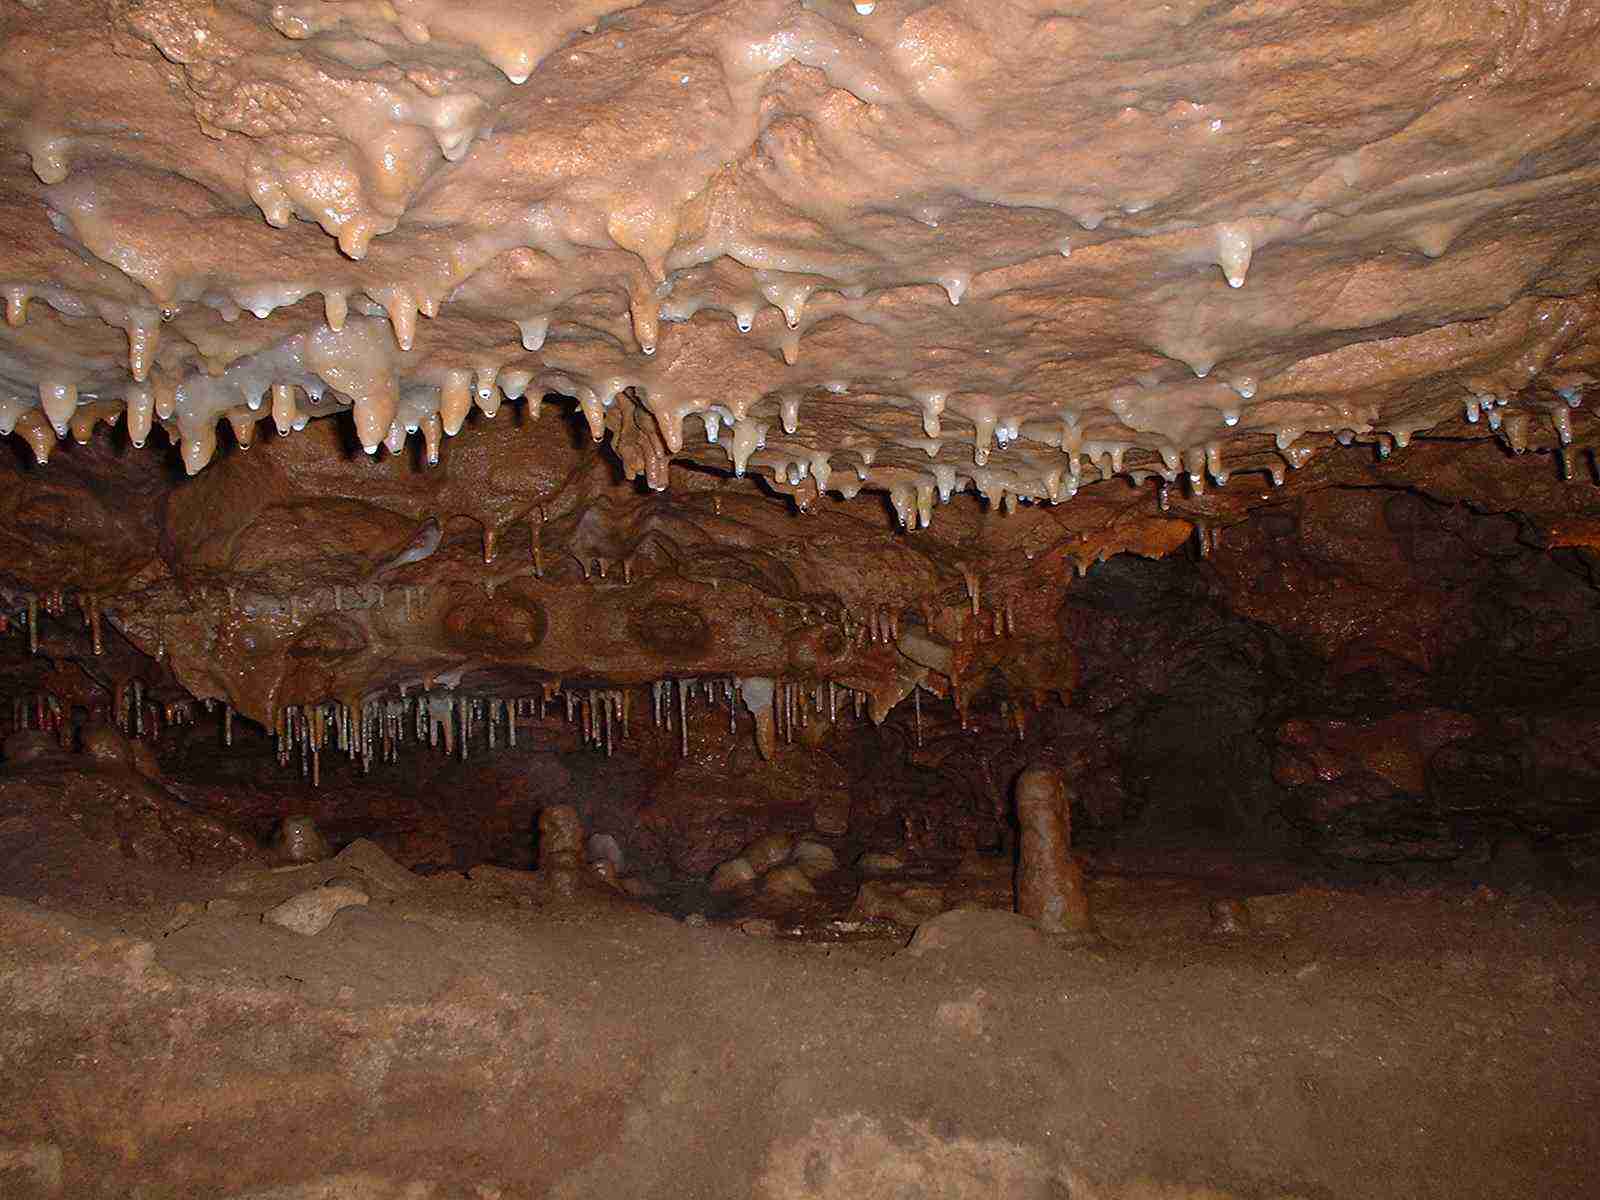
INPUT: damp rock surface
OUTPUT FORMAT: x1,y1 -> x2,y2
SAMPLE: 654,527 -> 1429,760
262,884 -> 369,936
270,815 -> 331,864
3,848 -> 1597,1200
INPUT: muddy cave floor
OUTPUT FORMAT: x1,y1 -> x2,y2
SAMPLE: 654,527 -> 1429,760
2,750 -> 1599,1200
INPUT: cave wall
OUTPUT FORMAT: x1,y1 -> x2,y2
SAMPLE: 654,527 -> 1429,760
5,416 -> 1598,886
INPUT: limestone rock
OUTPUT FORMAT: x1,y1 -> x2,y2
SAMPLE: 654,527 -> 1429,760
857,852 -> 906,874
849,880 -> 944,927
270,816 -> 330,865
333,838 -> 419,894
263,885 -> 369,936
791,840 -> 838,879
906,908 -> 1051,960
743,833 -> 796,873
709,856 -> 757,893
588,832 -> 624,872
812,795 -> 851,837
763,864 -> 818,899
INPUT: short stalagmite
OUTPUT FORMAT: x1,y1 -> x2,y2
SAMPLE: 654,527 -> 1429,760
270,814 -> 330,864
1014,765 -> 1092,937
539,803 -> 586,897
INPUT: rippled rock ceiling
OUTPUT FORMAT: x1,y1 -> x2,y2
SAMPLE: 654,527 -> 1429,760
3,0 -> 1600,778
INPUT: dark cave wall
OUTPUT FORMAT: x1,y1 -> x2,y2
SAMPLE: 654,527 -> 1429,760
6,482 -> 1600,886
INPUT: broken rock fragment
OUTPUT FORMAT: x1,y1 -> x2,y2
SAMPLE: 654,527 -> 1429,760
263,884 -> 369,936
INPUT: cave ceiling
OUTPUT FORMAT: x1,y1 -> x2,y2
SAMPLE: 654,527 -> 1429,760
2,0 -> 1600,739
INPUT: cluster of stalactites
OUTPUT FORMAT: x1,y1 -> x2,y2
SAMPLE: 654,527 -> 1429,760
4,589 -> 106,658
267,686 -> 659,786
257,674 -> 907,785
4,684 -> 200,746
9,691 -> 66,742
271,691 -> 538,786
110,680 -> 201,742
5,291 -> 1586,529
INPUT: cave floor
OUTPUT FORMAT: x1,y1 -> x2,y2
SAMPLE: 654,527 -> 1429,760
3,826 -> 1598,1200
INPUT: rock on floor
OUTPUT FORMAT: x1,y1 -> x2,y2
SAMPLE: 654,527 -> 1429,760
262,884 -> 369,936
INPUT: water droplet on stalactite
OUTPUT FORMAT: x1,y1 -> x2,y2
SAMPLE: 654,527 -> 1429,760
972,414 -> 996,466
384,420 -> 407,454
1553,407 -> 1573,445
1500,412 -> 1528,454
440,370 -> 473,437
152,373 -> 177,421
181,421 -> 218,475
126,319 -> 159,382
889,483 -> 915,529
422,413 -> 442,465
498,369 -> 533,402
1206,444 -> 1228,485
726,419 -> 765,477
578,390 -> 606,441
229,409 -> 257,450
475,368 -> 502,417
854,1 -> 875,13
631,296 -> 658,356
514,314 -> 550,352
1558,386 -> 1584,409
125,382 -> 154,448
1215,222 -> 1254,288
940,272 -> 969,306
1464,397 -> 1482,424
38,381 -> 76,437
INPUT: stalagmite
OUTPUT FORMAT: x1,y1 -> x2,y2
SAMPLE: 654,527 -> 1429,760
539,804 -> 586,897
1014,764 -> 1093,937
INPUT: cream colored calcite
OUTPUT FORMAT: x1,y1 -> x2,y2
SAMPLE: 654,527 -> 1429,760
0,0 -> 1594,516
